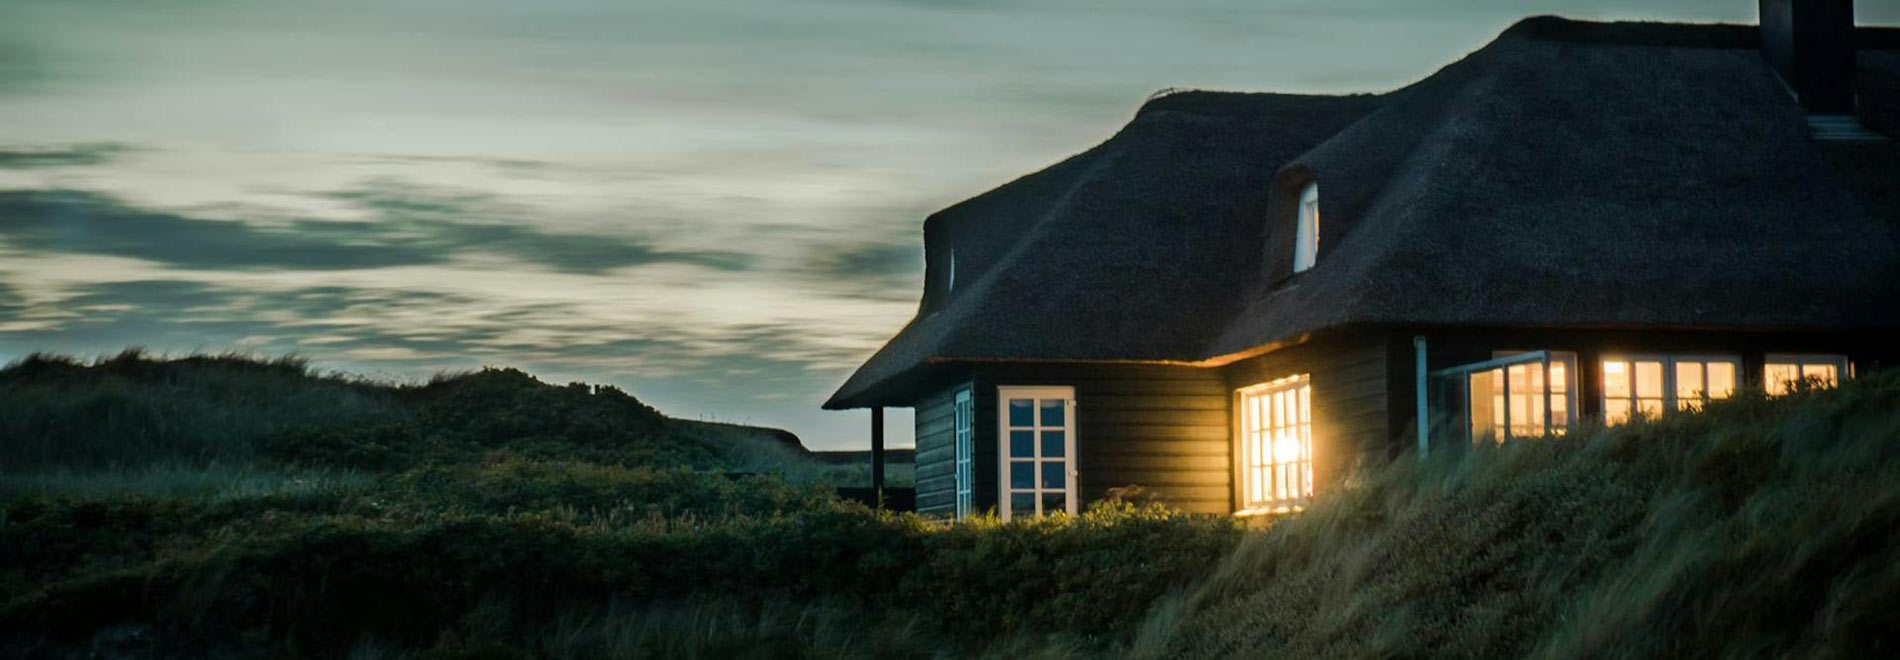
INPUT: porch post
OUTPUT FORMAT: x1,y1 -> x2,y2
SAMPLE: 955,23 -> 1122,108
870,406 -> 886,508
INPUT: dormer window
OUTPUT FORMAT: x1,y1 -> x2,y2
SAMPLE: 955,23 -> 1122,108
1293,181 -> 1319,273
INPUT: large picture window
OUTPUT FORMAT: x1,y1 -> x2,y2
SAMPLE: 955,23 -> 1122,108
1430,351 -> 1577,444
1601,355 -> 1737,423
1236,374 -> 1312,513
1764,354 -> 1848,395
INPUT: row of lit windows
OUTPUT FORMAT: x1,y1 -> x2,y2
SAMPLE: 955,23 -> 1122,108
1600,354 -> 1844,425
1232,354 -> 1849,512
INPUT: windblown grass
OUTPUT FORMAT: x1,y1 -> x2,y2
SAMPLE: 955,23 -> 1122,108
0,462 -> 368,502
1132,372 -> 1900,659
0,350 -> 400,469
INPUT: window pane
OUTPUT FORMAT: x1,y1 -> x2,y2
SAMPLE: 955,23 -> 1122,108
1526,385 -> 1544,436
1676,362 -> 1704,403
1040,431 -> 1065,458
1039,399 -> 1065,427
1550,359 -> 1568,394
1469,369 -> 1499,443
1041,492 -> 1067,515
1010,431 -> 1035,458
1635,362 -> 1664,398
1041,462 -> 1065,489
1551,393 -> 1569,429
1010,461 -> 1034,489
1803,363 -> 1838,386
1011,493 -> 1036,515
1605,398 -> 1632,425
1707,363 -> 1736,398
1603,361 -> 1630,398
1638,398 -> 1664,419
1008,399 -> 1033,427
1765,364 -> 1797,396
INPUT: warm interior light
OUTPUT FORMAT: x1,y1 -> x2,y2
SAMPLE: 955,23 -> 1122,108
1766,356 -> 1844,395
1604,356 -> 1738,424
1236,374 -> 1313,512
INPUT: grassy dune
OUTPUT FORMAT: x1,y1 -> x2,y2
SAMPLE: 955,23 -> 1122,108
0,352 -> 1234,659
1134,372 -> 1900,659
0,349 -> 868,497
2,351 -> 1896,658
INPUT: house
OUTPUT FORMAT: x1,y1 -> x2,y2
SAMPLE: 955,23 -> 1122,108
825,2 -> 1900,519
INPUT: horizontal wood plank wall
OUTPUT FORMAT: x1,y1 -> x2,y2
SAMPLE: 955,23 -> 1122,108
974,364 -> 1232,515
911,378 -> 970,518
1221,334 -> 1392,498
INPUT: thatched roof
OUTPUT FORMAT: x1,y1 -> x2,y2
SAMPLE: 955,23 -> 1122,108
826,16 -> 1900,409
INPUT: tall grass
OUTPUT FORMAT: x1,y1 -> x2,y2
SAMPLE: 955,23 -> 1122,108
0,462 -> 368,501
1132,372 -> 1900,659
0,350 -> 402,469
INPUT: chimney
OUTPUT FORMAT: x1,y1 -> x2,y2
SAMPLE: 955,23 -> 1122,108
1759,0 -> 1857,113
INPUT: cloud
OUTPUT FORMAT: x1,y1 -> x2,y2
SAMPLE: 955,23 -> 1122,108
806,241 -> 920,283
0,143 -> 138,169
0,190 -> 442,270
0,186 -> 756,274
0,277 -> 855,406
798,240 -> 924,303
324,179 -> 758,274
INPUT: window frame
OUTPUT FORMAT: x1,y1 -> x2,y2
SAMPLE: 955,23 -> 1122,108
1763,353 -> 1850,395
1292,181 -> 1319,273
953,387 -> 974,519
1429,350 -> 1578,444
1600,354 -> 1741,423
995,385 -> 1078,520
1234,374 -> 1314,516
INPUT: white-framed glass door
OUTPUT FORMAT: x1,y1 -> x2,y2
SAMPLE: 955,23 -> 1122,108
1428,351 -> 1578,444
997,385 -> 1077,519
953,388 -> 974,519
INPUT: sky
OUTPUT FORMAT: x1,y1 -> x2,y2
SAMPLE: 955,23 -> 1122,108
3,0 -> 1895,450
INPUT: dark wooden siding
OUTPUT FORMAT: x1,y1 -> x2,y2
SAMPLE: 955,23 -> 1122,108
971,364 -> 1232,515
911,377 -> 970,518
1220,333 -> 1392,499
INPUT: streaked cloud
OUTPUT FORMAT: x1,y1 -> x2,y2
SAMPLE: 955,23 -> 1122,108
0,186 -> 755,274
0,142 -> 136,169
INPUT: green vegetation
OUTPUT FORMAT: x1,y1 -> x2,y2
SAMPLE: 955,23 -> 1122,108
3,351 -> 1897,658
1133,373 -> 1900,659
0,352 -> 1236,659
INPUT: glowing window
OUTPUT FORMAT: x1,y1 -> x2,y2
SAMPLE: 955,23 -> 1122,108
1602,355 -> 1738,424
1236,374 -> 1313,513
1764,354 -> 1848,395
1293,182 -> 1319,273
1464,352 -> 1576,442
